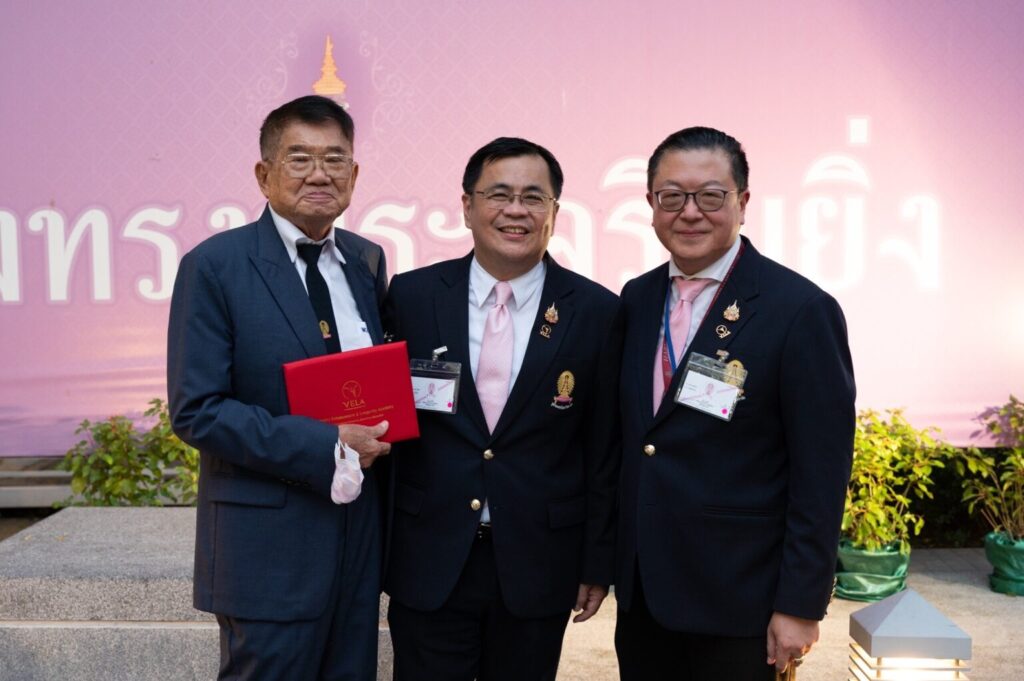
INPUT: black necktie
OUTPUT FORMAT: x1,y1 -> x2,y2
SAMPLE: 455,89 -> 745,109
297,242 -> 342,354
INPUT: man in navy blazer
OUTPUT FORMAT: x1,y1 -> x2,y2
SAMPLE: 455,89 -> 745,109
168,96 -> 391,680
614,127 -> 855,680
383,138 -> 621,681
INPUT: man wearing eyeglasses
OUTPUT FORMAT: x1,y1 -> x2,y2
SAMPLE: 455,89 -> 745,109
168,95 -> 390,680
614,127 -> 855,680
382,137 -> 621,681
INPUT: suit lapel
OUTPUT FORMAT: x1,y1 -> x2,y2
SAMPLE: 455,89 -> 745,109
491,256 -> 574,437
336,232 -> 384,345
651,239 -> 761,428
434,255 -> 489,436
249,209 -> 325,358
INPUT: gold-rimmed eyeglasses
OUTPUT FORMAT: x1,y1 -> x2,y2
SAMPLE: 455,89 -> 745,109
273,153 -> 355,179
474,190 -> 556,213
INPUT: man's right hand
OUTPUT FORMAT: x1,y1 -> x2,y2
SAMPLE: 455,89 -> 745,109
338,420 -> 391,468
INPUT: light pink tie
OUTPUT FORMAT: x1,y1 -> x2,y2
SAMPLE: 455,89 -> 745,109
653,277 -> 713,413
477,281 -> 514,433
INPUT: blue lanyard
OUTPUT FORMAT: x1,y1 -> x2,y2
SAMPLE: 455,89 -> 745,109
663,290 -> 680,374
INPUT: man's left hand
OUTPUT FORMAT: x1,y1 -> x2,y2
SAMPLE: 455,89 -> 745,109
766,611 -> 819,672
572,583 -> 608,623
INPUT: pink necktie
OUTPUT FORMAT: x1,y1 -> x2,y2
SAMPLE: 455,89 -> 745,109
477,281 -> 514,433
653,277 -> 713,413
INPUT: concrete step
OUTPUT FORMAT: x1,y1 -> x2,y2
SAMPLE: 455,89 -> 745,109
0,507 -> 392,681
0,458 -> 71,508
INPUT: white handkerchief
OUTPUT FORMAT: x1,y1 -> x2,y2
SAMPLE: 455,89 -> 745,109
331,440 -> 364,504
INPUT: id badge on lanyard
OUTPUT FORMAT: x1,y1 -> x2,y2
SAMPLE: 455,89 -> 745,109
409,346 -> 462,414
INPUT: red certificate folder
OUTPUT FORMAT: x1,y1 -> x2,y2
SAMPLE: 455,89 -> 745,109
283,341 -> 419,443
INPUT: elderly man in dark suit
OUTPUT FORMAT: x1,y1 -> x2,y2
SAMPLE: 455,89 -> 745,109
614,127 -> 855,680
168,95 -> 390,680
383,137 -> 621,681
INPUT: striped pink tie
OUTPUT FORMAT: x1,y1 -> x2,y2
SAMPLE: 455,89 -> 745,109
477,281 -> 514,433
653,277 -> 712,413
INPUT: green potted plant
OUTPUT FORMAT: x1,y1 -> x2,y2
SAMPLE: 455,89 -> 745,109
837,409 -> 953,601
960,395 -> 1024,595
59,398 -> 198,506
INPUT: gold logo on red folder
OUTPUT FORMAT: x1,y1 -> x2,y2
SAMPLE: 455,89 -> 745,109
341,380 -> 366,409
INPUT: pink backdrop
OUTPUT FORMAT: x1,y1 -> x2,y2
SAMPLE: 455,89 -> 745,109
2,0 -> 1022,455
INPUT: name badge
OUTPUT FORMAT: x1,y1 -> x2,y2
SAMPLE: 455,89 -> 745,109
675,352 -> 747,421
410,348 -> 461,414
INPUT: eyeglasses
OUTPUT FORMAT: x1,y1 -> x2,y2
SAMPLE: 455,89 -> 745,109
274,153 -> 355,179
474,190 -> 556,213
653,188 -> 737,212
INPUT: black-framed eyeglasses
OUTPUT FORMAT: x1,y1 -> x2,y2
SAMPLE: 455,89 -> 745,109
653,188 -> 737,212
274,153 -> 355,179
474,190 -> 556,213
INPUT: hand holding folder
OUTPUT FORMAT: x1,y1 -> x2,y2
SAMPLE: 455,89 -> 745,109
283,341 -> 420,443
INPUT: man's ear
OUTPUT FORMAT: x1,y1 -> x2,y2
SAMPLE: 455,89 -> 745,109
255,161 -> 271,199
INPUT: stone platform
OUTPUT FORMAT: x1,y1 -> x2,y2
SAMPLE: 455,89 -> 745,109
0,508 -> 392,681
4,509 -> 1023,680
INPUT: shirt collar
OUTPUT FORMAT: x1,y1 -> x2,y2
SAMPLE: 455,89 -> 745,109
269,204 -> 347,265
469,256 -> 546,310
668,236 -> 741,283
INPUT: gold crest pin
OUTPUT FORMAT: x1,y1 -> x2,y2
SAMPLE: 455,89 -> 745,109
539,324 -> 552,339
715,324 -> 731,339
551,370 -> 575,409
723,300 -> 740,322
544,302 -> 559,324
319,320 -> 332,339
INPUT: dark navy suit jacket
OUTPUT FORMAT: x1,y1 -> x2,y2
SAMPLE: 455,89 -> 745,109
167,207 -> 387,621
382,254 -> 621,619
615,237 -> 855,636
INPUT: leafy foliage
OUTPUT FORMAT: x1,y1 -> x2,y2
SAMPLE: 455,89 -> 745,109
842,409 -> 954,552
58,399 -> 198,506
959,395 -> 1024,541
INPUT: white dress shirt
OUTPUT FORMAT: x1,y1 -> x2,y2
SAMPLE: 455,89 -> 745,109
269,206 -> 370,503
468,257 -> 546,391
662,236 -> 743,355
270,206 -> 373,352
467,256 -> 546,522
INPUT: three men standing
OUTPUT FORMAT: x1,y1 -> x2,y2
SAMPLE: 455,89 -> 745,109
169,99 -> 852,681
614,127 -> 855,680
383,138 -> 621,681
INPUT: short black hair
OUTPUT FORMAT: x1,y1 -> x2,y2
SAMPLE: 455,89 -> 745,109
259,95 -> 354,159
462,137 -> 564,198
647,126 -> 749,192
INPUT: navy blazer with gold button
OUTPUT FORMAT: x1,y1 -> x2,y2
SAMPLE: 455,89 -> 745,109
168,207 -> 387,622
383,253 -> 621,619
615,236 -> 855,636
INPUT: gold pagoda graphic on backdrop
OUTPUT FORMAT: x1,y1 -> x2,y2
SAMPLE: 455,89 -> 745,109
312,36 -> 349,110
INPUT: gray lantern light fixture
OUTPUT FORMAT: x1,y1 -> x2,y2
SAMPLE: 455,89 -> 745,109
849,589 -> 971,680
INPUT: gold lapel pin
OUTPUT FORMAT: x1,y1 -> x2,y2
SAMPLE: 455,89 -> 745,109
551,370 -> 575,409
539,324 -> 552,339
319,320 -> 332,339
723,300 -> 740,322
544,302 -> 559,324
715,324 -> 731,339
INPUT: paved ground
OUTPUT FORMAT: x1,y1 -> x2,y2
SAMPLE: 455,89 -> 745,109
3,512 -> 1019,680
557,549 -> 1022,681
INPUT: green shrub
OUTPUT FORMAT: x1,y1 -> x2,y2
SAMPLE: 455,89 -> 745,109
58,399 -> 198,506
960,395 -> 1024,541
842,409 -> 954,552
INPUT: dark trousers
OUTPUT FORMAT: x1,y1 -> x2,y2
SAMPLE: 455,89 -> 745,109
615,573 -> 775,681
388,530 -> 570,681
216,478 -> 382,681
